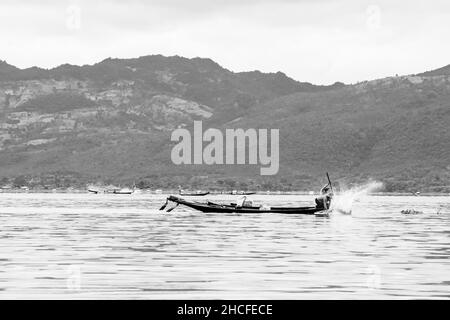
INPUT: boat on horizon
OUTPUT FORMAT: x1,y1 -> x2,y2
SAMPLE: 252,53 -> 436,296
178,186 -> 210,196
112,187 -> 135,195
87,184 -> 135,194
227,190 -> 256,195
87,185 -> 104,194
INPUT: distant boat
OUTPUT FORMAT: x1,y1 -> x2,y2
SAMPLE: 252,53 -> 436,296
112,187 -> 134,195
87,186 -> 103,194
88,184 -> 135,194
228,190 -> 256,195
178,190 -> 210,196
179,191 -> 210,196
178,186 -> 209,196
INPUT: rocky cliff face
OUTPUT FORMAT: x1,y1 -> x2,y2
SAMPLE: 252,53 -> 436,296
0,76 -> 214,141
0,55 -> 335,152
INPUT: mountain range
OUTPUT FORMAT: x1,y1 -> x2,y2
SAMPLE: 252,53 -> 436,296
0,55 -> 449,192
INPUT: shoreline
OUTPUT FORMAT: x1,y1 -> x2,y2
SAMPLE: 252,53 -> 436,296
0,189 -> 449,196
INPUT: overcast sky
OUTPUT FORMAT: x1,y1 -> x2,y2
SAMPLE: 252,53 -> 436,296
1,0 -> 450,84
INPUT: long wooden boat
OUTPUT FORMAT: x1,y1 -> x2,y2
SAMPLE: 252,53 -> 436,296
112,188 -> 134,194
162,173 -> 335,214
178,191 -> 210,196
161,195 -> 328,215
226,191 -> 256,195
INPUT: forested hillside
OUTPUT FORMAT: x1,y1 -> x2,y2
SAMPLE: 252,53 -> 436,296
0,56 -> 448,192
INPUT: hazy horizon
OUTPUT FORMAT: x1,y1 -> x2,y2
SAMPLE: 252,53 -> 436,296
1,0 -> 450,85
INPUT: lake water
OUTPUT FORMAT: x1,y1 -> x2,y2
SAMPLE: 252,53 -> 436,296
0,193 -> 448,299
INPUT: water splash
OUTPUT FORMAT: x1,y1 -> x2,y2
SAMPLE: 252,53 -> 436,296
331,181 -> 384,215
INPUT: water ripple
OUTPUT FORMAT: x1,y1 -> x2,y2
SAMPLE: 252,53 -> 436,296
0,193 -> 449,299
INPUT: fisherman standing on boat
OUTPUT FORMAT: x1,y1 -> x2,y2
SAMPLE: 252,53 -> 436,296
315,183 -> 333,210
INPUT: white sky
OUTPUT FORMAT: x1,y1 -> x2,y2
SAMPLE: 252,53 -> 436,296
1,0 -> 450,84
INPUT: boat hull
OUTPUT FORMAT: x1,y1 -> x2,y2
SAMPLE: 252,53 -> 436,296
179,192 -> 210,196
166,196 -> 324,215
